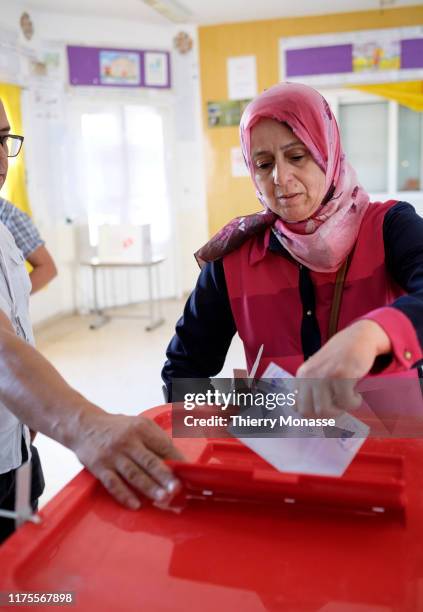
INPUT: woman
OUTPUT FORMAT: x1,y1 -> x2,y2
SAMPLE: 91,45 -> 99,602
162,82 -> 423,416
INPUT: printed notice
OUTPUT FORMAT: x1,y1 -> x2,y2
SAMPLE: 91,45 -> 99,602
227,55 -> 257,100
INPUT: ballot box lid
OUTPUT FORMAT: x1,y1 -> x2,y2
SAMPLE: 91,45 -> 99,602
1,404 -> 423,611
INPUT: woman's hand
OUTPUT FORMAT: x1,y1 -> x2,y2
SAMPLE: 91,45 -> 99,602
295,320 -> 391,417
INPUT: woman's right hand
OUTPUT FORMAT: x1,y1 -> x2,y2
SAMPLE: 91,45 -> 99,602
295,320 -> 391,417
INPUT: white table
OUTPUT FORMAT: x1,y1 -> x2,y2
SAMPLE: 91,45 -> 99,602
81,257 -> 165,331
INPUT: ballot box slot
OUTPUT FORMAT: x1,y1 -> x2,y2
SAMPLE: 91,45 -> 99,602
167,461 -> 405,518
198,440 -> 275,468
166,440 -> 406,518
198,440 -> 404,480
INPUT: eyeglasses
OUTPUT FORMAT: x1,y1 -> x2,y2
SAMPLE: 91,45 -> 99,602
0,134 -> 24,158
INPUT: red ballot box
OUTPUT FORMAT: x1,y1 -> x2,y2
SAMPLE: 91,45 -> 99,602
1,403 -> 423,611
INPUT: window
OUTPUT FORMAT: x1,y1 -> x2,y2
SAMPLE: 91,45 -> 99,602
321,88 -> 423,208
339,102 -> 389,193
79,103 -> 170,250
397,105 -> 422,192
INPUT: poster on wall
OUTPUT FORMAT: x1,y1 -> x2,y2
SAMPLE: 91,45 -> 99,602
207,99 -> 251,127
352,40 -> 400,73
99,50 -> 141,85
279,26 -> 423,87
227,55 -> 257,100
144,52 -> 169,87
26,43 -> 66,89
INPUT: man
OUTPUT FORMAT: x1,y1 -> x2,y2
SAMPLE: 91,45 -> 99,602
0,199 -> 57,293
0,100 -> 182,543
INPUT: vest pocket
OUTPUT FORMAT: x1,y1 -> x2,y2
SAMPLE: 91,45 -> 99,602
1,246 -> 32,341
7,246 -> 32,301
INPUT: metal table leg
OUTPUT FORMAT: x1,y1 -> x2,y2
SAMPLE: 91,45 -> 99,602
89,266 -> 109,330
145,263 -> 164,331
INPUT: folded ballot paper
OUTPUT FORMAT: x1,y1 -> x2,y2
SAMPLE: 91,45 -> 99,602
233,362 -> 369,478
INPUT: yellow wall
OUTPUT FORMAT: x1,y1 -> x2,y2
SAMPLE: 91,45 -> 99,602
0,84 -> 31,215
199,5 -> 423,236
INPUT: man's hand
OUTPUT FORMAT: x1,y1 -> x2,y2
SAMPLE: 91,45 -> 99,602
0,309 -> 184,510
71,412 -> 185,510
295,320 -> 392,417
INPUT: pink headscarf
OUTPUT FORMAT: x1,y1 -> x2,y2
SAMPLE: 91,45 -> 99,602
196,82 -> 370,273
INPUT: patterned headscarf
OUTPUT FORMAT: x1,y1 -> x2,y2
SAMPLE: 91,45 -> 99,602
196,82 -> 370,273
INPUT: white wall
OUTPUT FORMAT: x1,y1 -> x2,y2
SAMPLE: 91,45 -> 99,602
0,2 -> 24,31
1,8 -> 208,325
34,12 -> 173,48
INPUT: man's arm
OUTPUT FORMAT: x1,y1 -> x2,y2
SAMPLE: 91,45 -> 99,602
0,202 -> 57,293
26,244 -> 57,293
0,310 -> 183,509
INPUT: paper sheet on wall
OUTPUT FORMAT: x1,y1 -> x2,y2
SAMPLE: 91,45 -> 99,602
144,52 -> 168,87
234,362 -> 369,477
227,55 -> 257,101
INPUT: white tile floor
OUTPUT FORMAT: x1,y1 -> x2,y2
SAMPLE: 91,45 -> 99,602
34,299 -> 245,506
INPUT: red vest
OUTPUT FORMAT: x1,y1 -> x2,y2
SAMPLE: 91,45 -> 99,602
223,201 -> 404,377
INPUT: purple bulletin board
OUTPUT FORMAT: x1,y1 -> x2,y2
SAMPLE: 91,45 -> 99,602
280,27 -> 423,85
285,39 -> 423,78
67,45 -> 171,89
286,45 -> 352,77
401,38 -> 423,70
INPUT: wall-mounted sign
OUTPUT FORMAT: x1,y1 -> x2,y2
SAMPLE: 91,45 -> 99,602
227,55 -> 257,100
280,26 -> 423,86
67,46 -> 171,89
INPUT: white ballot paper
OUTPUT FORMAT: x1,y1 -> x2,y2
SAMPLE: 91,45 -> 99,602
233,362 -> 369,477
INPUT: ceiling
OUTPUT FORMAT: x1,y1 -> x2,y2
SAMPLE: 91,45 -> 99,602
24,0 -> 420,26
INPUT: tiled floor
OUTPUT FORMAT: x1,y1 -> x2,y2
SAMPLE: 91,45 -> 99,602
34,299 -> 245,505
